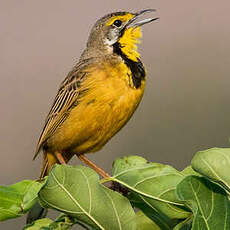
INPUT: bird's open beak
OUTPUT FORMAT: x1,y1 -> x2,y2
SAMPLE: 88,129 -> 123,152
127,9 -> 159,28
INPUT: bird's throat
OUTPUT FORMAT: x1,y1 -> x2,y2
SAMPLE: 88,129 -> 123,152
118,27 -> 142,62
113,40 -> 145,89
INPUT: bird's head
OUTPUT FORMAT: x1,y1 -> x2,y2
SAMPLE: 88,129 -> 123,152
85,9 -> 159,62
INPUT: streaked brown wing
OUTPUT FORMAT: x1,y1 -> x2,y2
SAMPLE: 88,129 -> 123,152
33,59 -> 91,159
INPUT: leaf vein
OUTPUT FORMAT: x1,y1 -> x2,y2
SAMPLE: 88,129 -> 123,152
190,179 -> 210,230
80,170 -> 92,215
49,170 -> 105,230
201,158 -> 229,189
140,196 -> 171,230
112,178 -> 183,206
104,189 -> 122,230
133,173 -> 183,188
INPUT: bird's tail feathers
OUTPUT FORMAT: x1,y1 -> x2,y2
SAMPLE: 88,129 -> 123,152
27,151 -> 57,224
40,151 -> 58,179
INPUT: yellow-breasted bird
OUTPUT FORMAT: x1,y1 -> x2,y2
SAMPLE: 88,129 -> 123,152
27,9 -> 158,224
34,9 -> 158,179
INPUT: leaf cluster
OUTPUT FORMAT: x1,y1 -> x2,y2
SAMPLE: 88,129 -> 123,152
1,148 -> 230,229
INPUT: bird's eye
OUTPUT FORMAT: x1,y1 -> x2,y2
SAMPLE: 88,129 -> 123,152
113,19 -> 122,27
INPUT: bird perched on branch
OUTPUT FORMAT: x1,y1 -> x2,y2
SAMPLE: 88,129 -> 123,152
34,9 -> 158,179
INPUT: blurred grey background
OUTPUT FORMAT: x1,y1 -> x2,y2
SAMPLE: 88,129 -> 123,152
1,0 -> 229,229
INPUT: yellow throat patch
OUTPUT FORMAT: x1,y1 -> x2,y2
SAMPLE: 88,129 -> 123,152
118,27 -> 142,62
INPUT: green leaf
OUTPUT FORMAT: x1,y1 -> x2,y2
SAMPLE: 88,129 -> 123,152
38,164 -> 136,230
0,180 -> 44,221
181,166 -> 200,177
23,214 -> 82,230
135,211 -> 161,230
45,214 -> 74,230
112,156 -> 190,220
176,175 -> 230,230
131,199 -> 177,230
23,218 -> 53,230
191,148 -> 230,194
173,217 -> 192,230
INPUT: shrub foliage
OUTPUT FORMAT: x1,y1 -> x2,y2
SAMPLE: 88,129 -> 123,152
1,147 -> 230,229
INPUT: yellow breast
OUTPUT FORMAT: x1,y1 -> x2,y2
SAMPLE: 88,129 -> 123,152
47,59 -> 146,155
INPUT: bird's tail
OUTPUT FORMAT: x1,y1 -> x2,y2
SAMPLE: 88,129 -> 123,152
26,151 -> 58,224
39,151 -> 58,179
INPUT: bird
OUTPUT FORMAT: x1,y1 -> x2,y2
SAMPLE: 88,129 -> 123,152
34,9 -> 159,180
27,9 -> 159,224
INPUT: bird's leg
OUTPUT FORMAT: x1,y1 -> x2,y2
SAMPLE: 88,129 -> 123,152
54,152 -> 66,165
77,154 -> 110,178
